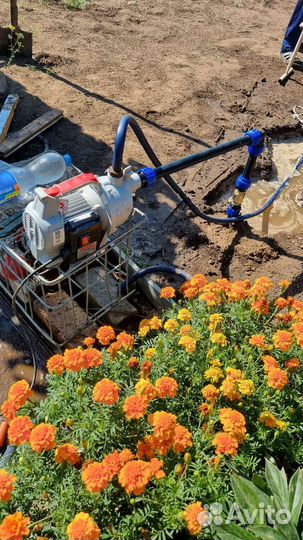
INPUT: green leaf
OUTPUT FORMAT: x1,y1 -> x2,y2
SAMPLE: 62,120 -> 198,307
231,474 -> 271,525
212,523 -> 257,540
252,473 -> 270,495
265,459 -> 289,510
275,521 -> 300,540
251,525 -> 285,540
289,468 -> 303,526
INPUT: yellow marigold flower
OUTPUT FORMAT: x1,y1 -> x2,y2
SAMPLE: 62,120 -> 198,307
208,313 -> 223,332
179,335 -> 197,353
144,348 -> 156,360
29,423 -> 57,453
123,395 -> 148,421
279,280 -> 291,290
160,287 -> 175,299
249,334 -> 267,349
272,330 -> 293,353
0,470 -> 16,503
210,332 -> 227,347
47,354 -> 65,375
210,358 -> 222,367
204,366 -> 224,383
177,308 -> 191,322
225,367 -> 244,381
139,322 -> 151,338
219,408 -> 247,443
220,377 -> 241,401
67,512 -> 100,540
55,444 -> 81,466
179,324 -> 193,336
238,379 -> 255,396
8,380 -> 32,409
202,384 -> 220,403
259,412 -> 278,428
184,502 -> 208,535
135,379 -> 157,402
155,376 -> 179,399
267,368 -> 288,391
164,319 -> 178,332
149,316 -> 162,330
93,379 -> 120,406
276,420 -> 288,431
0,512 -> 30,540
212,432 -> 239,457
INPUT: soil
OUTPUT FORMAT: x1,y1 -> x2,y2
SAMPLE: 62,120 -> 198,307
1,0 -> 303,400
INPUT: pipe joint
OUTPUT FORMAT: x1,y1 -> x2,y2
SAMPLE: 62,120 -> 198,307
236,174 -> 252,191
248,144 -> 265,157
245,129 -> 264,146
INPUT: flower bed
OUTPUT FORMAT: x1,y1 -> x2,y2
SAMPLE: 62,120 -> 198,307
1,275 -> 303,539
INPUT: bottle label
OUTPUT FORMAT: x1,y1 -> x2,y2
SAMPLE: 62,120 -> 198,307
0,182 -> 21,204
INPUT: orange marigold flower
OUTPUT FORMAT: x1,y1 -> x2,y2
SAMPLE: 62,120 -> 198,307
118,460 -> 153,495
275,297 -> 288,311
1,400 -> 18,422
272,330 -> 293,353
117,332 -> 135,351
202,384 -> 220,403
267,368 -> 288,391
82,461 -> 111,493
29,423 -> 56,453
249,334 -> 267,349
251,297 -> 269,316
102,450 -> 124,479
210,332 -> 227,347
135,379 -> 157,402
204,366 -> 224,383
64,348 -> 86,373
172,425 -> 193,453
178,308 -> 191,322
280,280 -> 291,290
160,287 -> 175,299
138,320 -> 151,338
67,512 -> 100,540
144,348 -> 156,360
123,395 -> 148,421
155,376 -> 179,399
259,411 -> 278,428
225,367 -> 244,381
8,380 -> 32,409
128,356 -> 139,369
93,379 -> 119,406
81,348 -> 103,369
149,316 -> 162,331
250,277 -> 273,297
179,325 -> 193,336
164,319 -> 179,333
96,325 -> 115,346
148,457 -> 166,480
184,502 -> 208,536
8,416 -> 33,446
220,377 -> 241,401
82,336 -> 96,348
137,436 -> 156,460
262,355 -> 279,373
219,408 -> 247,443
141,360 -> 153,377
55,444 -> 81,466
47,354 -> 65,375
286,358 -> 301,371
179,335 -> 197,353
227,280 -> 250,302
119,448 -> 135,466
212,432 -> 239,456
191,274 -> 207,291
0,512 -> 30,540
0,470 -> 16,503
148,411 -> 177,443
107,341 -> 120,360
199,403 -> 211,417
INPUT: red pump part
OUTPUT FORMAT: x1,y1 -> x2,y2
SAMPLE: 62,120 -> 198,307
45,173 -> 99,198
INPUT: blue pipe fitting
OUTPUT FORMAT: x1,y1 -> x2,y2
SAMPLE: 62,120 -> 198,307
248,144 -> 265,157
227,204 -> 241,218
236,174 -> 252,191
139,167 -> 156,186
245,129 -> 264,146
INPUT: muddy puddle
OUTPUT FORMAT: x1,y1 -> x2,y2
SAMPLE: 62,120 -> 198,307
242,137 -> 303,234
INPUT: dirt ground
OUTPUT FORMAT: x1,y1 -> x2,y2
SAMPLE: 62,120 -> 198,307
1,0 -> 303,400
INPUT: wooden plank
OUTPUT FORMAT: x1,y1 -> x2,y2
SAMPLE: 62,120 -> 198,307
0,94 -> 19,143
0,109 -> 63,158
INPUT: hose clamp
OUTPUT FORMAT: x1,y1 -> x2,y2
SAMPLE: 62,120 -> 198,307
139,167 -> 156,186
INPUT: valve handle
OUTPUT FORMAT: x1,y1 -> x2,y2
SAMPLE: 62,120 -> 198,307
45,173 -> 99,197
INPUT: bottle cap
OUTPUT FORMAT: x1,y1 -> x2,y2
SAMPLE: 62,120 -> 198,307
63,154 -> 73,167
0,171 -> 20,204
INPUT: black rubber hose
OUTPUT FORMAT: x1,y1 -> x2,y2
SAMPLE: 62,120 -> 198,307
121,264 -> 192,291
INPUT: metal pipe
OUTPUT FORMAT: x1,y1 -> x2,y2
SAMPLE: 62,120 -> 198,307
153,134 -> 253,179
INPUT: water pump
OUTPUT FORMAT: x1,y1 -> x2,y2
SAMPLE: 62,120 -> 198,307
23,167 -> 142,265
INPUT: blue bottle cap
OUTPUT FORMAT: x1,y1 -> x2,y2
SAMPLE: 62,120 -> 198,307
0,171 -> 20,204
63,154 -> 73,167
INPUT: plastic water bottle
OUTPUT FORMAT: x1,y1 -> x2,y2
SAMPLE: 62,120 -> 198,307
0,151 -> 72,208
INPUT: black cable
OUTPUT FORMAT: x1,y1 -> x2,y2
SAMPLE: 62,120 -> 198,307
121,264 -> 192,291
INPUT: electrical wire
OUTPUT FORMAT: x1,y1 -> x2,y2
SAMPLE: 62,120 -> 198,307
112,115 -> 303,224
